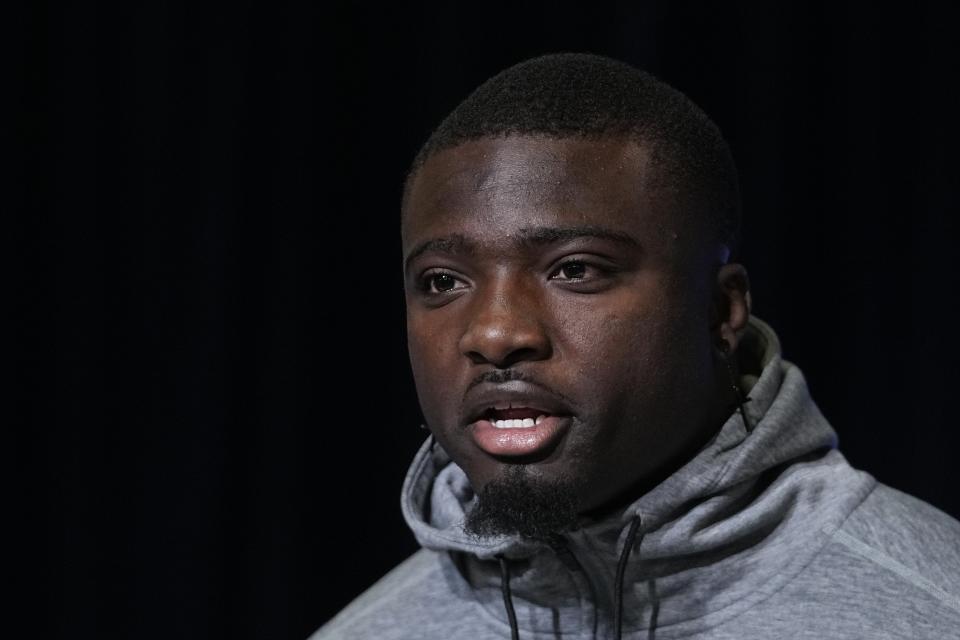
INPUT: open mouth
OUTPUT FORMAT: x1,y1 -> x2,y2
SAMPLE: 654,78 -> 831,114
470,406 -> 571,457
481,407 -> 552,429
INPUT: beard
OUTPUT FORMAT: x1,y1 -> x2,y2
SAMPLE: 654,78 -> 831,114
463,464 -> 581,541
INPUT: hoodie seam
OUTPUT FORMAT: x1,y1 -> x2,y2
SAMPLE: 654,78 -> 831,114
830,529 -> 960,615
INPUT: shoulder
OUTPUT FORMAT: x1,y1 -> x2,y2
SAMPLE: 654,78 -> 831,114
755,483 -> 960,639
836,482 -> 960,595
807,482 -> 960,628
309,549 -> 486,640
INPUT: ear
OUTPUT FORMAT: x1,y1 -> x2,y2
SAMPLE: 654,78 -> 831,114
711,263 -> 751,353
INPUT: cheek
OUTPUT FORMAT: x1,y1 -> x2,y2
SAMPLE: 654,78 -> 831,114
406,314 -> 461,423
556,293 -> 703,404
558,299 -> 667,368
575,314 -> 662,387
407,324 -> 436,379
407,308 -> 451,368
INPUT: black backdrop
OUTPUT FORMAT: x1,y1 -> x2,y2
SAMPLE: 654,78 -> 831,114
13,2 -> 960,639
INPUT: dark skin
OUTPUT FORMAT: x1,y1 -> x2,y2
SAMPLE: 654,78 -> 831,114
402,135 -> 751,517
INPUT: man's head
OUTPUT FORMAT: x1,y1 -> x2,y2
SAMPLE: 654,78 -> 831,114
401,53 -> 751,539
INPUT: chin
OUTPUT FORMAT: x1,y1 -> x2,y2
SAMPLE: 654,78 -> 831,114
463,463 -> 582,539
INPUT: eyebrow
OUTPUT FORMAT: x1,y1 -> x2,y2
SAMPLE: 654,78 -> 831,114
403,225 -> 640,274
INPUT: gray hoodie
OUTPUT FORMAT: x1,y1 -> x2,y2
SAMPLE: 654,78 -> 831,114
314,316 -> 960,639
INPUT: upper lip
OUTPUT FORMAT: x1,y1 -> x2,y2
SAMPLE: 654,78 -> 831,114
461,380 -> 575,426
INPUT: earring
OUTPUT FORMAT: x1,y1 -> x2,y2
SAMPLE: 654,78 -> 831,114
717,338 -> 753,432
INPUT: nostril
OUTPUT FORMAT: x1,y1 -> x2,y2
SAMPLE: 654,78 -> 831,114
500,347 -> 546,368
465,350 -> 489,366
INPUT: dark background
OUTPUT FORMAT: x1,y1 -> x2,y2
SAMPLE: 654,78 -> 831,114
12,1 -> 960,638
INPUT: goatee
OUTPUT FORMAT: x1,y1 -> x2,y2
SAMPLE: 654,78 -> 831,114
464,465 -> 580,541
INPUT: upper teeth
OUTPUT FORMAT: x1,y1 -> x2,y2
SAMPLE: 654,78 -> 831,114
492,416 -> 546,429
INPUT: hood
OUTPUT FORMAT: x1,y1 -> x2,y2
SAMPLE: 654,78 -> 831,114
400,315 -> 874,638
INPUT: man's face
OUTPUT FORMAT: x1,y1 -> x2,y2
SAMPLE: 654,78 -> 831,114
402,135 -> 728,518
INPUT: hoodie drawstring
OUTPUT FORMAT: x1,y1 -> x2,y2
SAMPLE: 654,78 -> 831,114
614,514 -> 644,640
498,555 -> 520,640
496,514 -> 644,640
720,342 -> 754,433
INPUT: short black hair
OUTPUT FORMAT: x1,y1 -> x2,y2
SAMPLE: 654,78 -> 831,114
403,52 -> 742,259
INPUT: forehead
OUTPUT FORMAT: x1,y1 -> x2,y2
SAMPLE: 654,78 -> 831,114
402,136 -> 685,258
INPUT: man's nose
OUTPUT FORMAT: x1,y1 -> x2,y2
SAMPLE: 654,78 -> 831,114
458,279 -> 552,368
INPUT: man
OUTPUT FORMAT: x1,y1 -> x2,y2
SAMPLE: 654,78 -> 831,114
314,54 -> 960,639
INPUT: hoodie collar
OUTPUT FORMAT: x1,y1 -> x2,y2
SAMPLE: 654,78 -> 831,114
400,315 -> 868,636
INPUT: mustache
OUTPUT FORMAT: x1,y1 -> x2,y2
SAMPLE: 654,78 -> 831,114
464,369 -> 576,406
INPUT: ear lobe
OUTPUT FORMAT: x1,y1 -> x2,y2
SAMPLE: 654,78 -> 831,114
713,264 -> 751,353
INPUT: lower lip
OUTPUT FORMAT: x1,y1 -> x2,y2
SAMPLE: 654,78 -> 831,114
470,416 -> 571,457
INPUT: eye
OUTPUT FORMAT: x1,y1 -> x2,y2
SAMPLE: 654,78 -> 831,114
550,260 -> 590,280
419,271 -> 468,294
